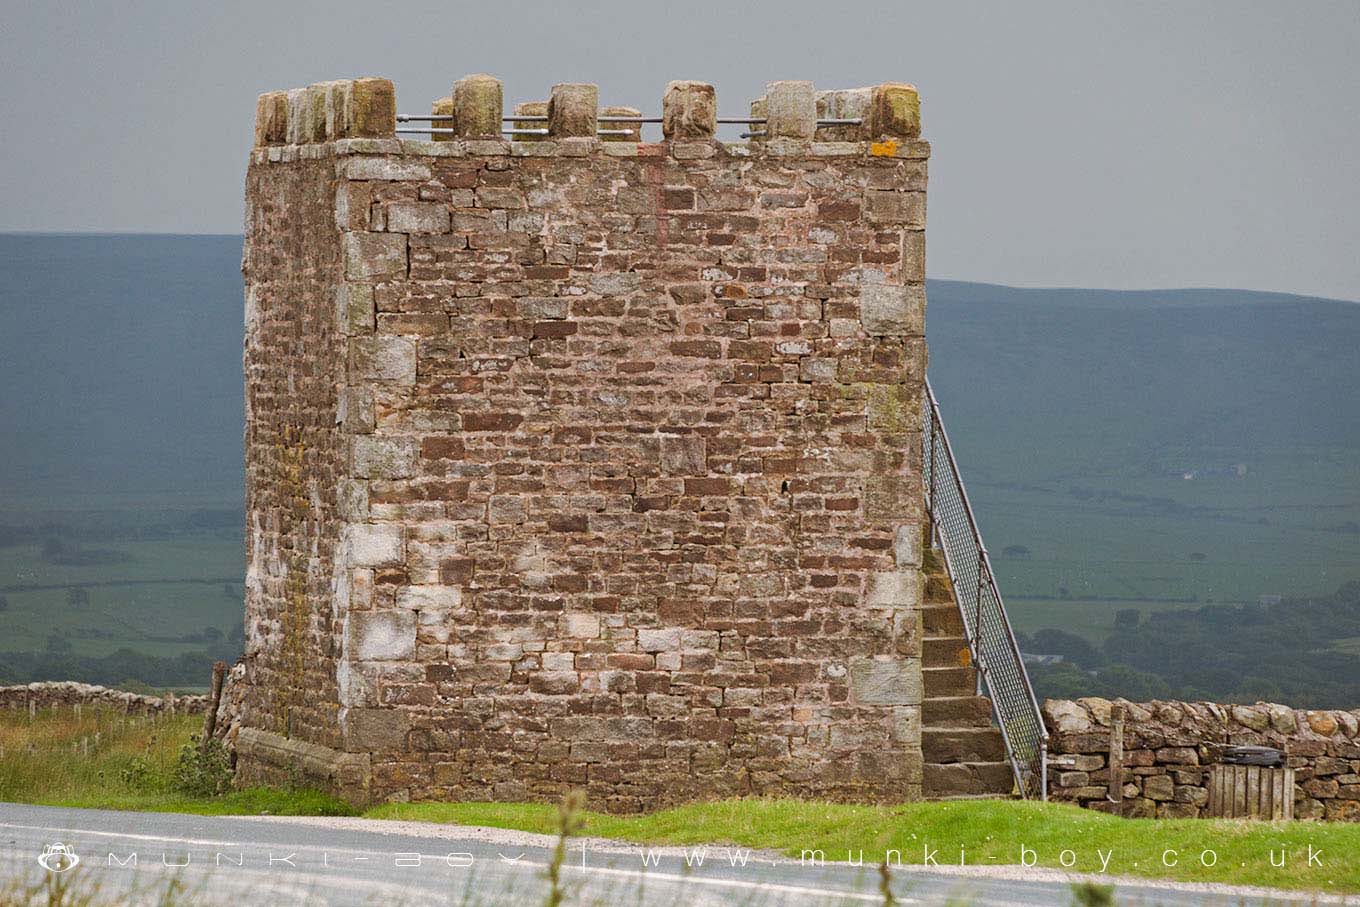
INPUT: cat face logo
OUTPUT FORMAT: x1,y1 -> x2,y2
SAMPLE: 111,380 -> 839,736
38,843 -> 79,873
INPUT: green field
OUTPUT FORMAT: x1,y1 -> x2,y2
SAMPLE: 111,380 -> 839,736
970,445 -> 1360,644
0,536 -> 243,658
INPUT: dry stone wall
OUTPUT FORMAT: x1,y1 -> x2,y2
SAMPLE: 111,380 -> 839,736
240,75 -> 931,811
1045,698 -> 1360,821
0,682 -> 208,716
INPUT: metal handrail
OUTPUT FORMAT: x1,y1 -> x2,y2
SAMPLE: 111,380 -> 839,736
923,377 -> 1049,800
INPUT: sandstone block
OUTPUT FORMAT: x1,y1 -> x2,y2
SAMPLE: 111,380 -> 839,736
342,157 -> 432,181
453,74 -> 503,137
344,707 -> 409,751
385,202 -> 450,234
254,91 -> 289,146
548,83 -> 598,138
849,656 -> 922,705
348,610 -> 416,661
765,80 -> 816,140
638,628 -> 682,652
350,336 -> 416,383
395,585 -> 463,612
343,233 -> 408,279
1143,774 -> 1175,801
431,96 -> 455,143
352,436 -> 418,478
347,77 -> 397,138
662,81 -> 716,140
867,83 -> 921,140
814,88 -> 869,141
600,105 -> 642,143
347,524 -> 403,567
860,284 -> 925,335
660,436 -> 706,475
866,570 -> 919,608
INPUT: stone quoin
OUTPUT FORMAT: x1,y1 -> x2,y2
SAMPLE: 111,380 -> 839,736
237,74 -> 932,811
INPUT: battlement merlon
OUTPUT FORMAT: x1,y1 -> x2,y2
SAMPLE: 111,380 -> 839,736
240,73 -> 932,811
250,75 -> 926,152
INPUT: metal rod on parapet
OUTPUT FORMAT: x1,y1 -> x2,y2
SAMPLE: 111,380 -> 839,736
396,128 -> 457,135
397,115 -> 453,122
598,116 -> 663,123
817,118 -> 864,125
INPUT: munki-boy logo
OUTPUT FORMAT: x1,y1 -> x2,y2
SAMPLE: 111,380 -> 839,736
38,843 -> 80,873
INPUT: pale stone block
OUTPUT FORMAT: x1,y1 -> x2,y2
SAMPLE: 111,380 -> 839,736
765,81 -> 816,140
865,190 -> 926,227
343,233 -> 408,279
589,272 -> 641,296
542,652 -> 576,671
384,202 -> 450,234
338,479 -> 370,522
860,284 -> 925,335
339,283 -> 375,334
343,707 -> 409,751
894,523 -> 923,568
341,157 -> 432,181
396,584 -> 463,612
353,435 -> 418,478
346,77 -> 397,139
548,83 -> 598,138
814,87 -> 869,141
637,628 -> 682,651
902,230 -> 925,281
849,656 -> 922,705
866,570 -> 919,608
348,610 -> 416,661
350,336 -> 416,384
562,613 -> 601,638
346,523 -> 403,567
662,81 -> 716,140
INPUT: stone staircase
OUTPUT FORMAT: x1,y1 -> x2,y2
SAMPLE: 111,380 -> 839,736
920,530 -> 1016,799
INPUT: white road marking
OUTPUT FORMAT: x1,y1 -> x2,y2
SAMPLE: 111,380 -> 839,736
0,819 -> 916,905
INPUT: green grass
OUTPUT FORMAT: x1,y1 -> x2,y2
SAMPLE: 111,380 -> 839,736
368,798 -> 1360,895
0,707 -> 351,817
5,709 -> 1359,896
0,536 -> 244,657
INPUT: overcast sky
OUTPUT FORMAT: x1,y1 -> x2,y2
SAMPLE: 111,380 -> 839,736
2,1 -> 1356,300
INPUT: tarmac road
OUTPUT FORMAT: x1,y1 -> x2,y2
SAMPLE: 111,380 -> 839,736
0,803 -> 1347,906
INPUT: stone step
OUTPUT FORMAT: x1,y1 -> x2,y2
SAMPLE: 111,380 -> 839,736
922,695 -> 995,728
923,727 -> 1008,764
923,636 -> 973,668
922,603 -> 965,637
922,665 -> 975,697
923,761 -> 1016,798
923,581 -> 954,606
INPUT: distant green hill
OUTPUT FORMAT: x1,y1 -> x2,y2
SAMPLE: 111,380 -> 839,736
0,235 -> 1357,692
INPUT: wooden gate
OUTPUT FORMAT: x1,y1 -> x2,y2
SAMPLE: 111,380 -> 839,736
1205,764 -> 1294,820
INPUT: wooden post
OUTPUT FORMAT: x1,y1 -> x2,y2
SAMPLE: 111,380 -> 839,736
1107,703 -> 1125,805
200,661 -> 227,752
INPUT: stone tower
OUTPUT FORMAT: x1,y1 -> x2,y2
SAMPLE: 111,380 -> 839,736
237,75 -> 932,810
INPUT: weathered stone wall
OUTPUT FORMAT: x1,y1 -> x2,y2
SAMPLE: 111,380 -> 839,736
0,682 -> 208,716
1045,698 -> 1360,821
240,76 -> 931,811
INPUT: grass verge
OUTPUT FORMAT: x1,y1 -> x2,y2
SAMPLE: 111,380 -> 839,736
4,708 -> 1357,895
367,798 -> 1360,895
0,706 -> 351,817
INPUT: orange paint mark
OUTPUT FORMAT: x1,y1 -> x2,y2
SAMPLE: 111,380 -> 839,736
869,139 -> 898,157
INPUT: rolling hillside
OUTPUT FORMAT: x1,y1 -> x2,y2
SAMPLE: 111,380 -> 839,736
0,234 -> 1357,691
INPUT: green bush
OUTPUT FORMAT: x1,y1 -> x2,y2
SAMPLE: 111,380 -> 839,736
172,738 -> 233,797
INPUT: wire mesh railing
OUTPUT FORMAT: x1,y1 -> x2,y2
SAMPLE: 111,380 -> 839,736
923,377 -> 1049,800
